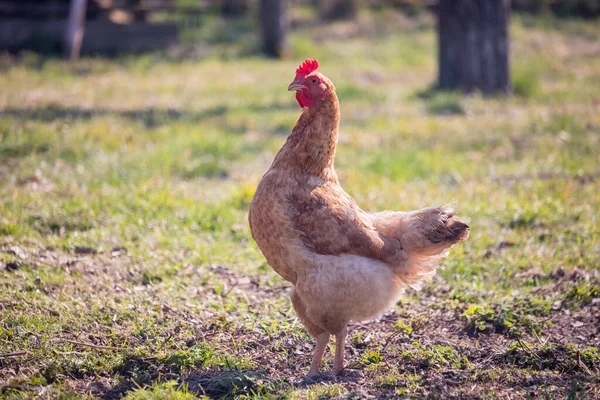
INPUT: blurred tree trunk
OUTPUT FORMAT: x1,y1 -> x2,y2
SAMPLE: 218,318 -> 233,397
260,0 -> 289,58
318,0 -> 358,20
438,0 -> 511,94
222,0 -> 248,17
64,0 -> 88,61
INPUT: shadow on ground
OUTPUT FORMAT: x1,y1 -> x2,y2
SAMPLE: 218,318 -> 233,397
102,355 -> 273,399
100,354 -> 368,399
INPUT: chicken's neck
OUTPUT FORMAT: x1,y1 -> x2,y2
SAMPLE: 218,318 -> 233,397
271,91 -> 340,182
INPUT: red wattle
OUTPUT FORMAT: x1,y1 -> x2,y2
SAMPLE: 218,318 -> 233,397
296,91 -> 314,108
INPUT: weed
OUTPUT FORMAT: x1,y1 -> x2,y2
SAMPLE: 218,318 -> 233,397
394,321 -> 413,336
505,341 -> 600,372
425,92 -> 465,115
462,305 -> 496,335
460,297 -> 554,338
124,380 -> 197,400
565,282 -> 600,306
400,343 -> 469,371
512,66 -> 541,97
361,349 -> 383,365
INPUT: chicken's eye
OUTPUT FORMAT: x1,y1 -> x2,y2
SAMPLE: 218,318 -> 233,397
311,78 -> 318,84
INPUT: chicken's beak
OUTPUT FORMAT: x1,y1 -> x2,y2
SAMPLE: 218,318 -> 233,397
288,82 -> 306,91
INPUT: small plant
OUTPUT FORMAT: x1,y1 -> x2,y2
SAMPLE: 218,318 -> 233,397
362,349 -> 383,365
565,282 -> 600,306
160,345 -> 216,373
505,341 -> 599,373
0,220 -> 18,236
394,371 -> 423,396
394,320 -> 413,336
461,305 -> 496,335
508,211 -> 542,229
350,331 -> 369,349
124,381 -> 196,400
376,371 -> 402,387
512,67 -> 540,97
461,300 -> 551,338
401,342 -> 469,370
426,92 -> 465,115
142,271 -> 163,285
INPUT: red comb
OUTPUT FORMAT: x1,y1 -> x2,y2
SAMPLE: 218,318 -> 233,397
296,59 -> 319,76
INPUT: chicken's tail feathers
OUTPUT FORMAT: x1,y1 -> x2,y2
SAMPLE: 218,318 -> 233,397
415,205 -> 469,254
371,205 -> 469,288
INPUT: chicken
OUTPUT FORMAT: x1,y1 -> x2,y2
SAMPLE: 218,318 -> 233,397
248,59 -> 469,377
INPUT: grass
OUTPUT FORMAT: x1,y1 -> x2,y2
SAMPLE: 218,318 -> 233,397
1,7 -> 600,399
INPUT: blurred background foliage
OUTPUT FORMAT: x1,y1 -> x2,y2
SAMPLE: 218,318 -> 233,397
1,0 -> 599,58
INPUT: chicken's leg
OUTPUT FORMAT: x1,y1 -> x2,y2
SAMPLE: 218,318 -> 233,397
333,327 -> 347,374
307,332 -> 330,377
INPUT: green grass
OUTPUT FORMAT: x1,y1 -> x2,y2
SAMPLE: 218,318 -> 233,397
1,7 -> 600,399
123,381 -> 197,400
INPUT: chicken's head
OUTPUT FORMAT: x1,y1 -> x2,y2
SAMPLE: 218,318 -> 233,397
288,59 -> 330,108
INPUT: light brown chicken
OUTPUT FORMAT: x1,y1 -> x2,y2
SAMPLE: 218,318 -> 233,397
248,59 -> 469,377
